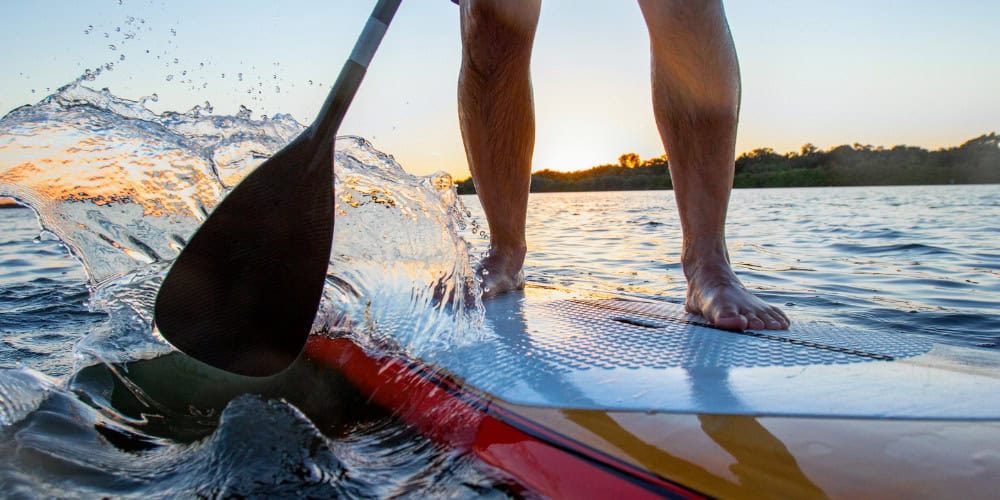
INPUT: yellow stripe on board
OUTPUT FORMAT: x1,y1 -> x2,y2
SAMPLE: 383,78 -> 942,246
503,403 -> 1000,498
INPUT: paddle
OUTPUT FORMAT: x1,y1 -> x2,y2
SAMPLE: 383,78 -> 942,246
154,0 -> 403,377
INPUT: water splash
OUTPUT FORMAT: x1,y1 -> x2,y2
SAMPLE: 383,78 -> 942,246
0,81 -> 484,370
0,82 -> 501,496
320,137 -> 485,357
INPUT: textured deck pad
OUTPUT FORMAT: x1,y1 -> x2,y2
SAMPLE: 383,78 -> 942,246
432,286 -> 1000,419
517,298 -> 930,370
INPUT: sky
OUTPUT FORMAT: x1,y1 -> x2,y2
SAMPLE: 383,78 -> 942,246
1,0 -> 998,178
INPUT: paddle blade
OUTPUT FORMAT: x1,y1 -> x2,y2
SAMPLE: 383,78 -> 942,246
154,135 -> 334,376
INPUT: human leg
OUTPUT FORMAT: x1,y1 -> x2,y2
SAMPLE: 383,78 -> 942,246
458,0 -> 541,297
637,0 -> 789,329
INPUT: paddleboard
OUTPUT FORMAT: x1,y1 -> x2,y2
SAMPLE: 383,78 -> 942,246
305,284 -> 1000,498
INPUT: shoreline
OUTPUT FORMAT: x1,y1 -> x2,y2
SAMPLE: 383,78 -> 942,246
455,132 -> 999,195
457,181 -> 996,196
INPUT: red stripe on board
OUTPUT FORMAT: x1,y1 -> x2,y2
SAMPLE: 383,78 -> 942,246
305,337 -> 482,448
395,356 -> 697,497
304,336 -> 703,499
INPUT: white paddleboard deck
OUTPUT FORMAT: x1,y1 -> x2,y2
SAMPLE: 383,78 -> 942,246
429,286 -> 1000,419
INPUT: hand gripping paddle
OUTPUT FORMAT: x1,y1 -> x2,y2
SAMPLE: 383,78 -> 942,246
154,0 -> 403,376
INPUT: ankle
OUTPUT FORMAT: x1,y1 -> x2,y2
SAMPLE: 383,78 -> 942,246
486,244 -> 527,272
681,237 -> 731,280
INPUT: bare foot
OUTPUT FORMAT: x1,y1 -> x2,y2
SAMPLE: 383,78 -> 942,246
478,246 -> 526,299
684,257 -> 789,331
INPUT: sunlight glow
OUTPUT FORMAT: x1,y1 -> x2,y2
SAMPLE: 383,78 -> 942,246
1,1 -> 997,178
533,134 -> 618,173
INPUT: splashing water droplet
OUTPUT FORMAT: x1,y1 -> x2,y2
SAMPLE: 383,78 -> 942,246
236,104 -> 252,120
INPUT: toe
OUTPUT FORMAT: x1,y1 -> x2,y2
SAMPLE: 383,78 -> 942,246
746,313 -> 766,330
764,318 -> 784,330
712,314 -> 748,331
763,306 -> 790,329
705,300 -> 747,330
759,310 -> 783,330
774,307 -> 791,328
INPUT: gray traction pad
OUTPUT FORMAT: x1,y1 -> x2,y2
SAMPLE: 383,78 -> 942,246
489,298 -> 932,372
427,290 -> 999,417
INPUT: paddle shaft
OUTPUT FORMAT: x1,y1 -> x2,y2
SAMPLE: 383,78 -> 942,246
309,0 -> 402,156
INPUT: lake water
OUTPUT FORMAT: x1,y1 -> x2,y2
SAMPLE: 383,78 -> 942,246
498,185 -> 1000,349
2,186 -> 999,496
0,83 -> 998,496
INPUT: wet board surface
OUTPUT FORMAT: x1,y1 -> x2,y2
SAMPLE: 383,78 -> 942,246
304,284 -> 1000,498
426,285 -> 1000,419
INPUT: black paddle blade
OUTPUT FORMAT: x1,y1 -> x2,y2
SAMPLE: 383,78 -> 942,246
154,134 -> 334,376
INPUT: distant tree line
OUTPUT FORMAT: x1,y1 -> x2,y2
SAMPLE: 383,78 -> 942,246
455,132 -> 1000,194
